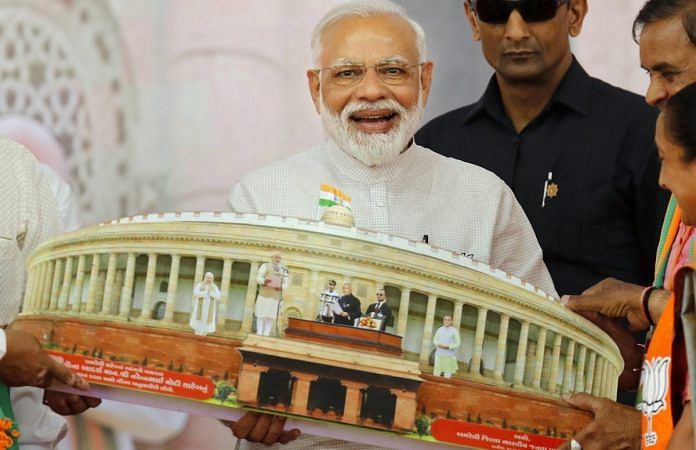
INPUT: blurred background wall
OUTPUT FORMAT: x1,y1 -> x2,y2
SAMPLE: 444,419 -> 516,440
0,0 -> 650,224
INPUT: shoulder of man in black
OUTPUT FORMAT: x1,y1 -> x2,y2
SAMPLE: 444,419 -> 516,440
415,103 -> 479,156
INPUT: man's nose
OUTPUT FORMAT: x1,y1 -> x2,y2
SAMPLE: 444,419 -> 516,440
504,9 -> 531,42
645,78 -> 669,108
354,67 -> 389,102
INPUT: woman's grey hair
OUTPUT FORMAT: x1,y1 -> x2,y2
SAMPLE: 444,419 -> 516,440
311,0 -> 427,67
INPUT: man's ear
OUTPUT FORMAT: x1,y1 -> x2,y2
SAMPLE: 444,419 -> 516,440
420,61 -> 434,108
568,0 -> 588,37
464,1 -> 481,42
307,69 -> 321,114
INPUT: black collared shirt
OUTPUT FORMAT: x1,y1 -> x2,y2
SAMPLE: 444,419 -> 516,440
416,60 -> 669,296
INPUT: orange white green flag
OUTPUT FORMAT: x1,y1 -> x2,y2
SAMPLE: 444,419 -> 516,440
318,184 -> 352,219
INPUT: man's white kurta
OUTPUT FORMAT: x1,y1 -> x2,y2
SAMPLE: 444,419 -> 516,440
254,263 -> 288,319
189,282 -> 221,335
229,140 -> 557,298
0,137 -> 69,449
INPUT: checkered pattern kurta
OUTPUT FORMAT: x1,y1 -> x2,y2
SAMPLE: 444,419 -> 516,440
0,137 -> 60,326
229,140 -> 557,297
229,140 -> 557,450
0,137 -> 67,449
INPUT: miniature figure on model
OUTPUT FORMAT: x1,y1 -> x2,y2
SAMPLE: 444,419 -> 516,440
189,272 -> 221,336
254,251 -> 288,336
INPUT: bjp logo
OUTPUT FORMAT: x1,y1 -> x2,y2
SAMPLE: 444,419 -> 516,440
638,356 -> 671,447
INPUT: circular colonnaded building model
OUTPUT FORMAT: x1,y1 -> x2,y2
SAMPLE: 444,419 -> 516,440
15,211 -> 623,441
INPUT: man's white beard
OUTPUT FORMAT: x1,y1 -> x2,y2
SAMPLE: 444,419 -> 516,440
320,93 -> 424,167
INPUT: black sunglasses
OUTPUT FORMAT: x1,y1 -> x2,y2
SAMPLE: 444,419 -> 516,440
471,0 -> 570,24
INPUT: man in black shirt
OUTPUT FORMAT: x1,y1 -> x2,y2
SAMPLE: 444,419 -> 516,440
416,0 -> 669,297
333,283 -> 362,326
365,289 -> 393,332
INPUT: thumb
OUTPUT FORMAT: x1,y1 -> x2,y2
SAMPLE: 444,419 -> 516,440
561,293 -> 601,313
49,358 -> 89,390
563,392 -> 603,414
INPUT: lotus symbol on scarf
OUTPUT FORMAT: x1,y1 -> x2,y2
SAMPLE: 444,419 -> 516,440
638,356 -> 671,447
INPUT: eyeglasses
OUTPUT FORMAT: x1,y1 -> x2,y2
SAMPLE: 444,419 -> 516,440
314,62 -> 423,88
471,0 -> 570,24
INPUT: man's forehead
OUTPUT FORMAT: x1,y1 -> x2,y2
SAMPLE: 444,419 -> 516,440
320,14 -> 418,63
641,16 -> 691,49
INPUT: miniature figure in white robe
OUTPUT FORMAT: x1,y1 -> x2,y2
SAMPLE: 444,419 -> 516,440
433,316 -> 461,378
189,272 -> 220,336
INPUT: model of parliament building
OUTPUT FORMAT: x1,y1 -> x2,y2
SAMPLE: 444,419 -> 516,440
17,210 -> 623,439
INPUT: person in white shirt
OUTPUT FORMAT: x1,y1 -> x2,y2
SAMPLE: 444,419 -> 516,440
433,316 -> 461,379
226,1 -> 557,447
0,136 -> 96,449
189,272 -> 221,336
255,252 -> 289,336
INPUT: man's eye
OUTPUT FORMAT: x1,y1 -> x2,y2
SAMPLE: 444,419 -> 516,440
380,66 -> 406,76
662,71 -> 678,81
335,69 -> 360,78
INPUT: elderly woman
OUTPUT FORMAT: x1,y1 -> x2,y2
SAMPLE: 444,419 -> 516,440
642,81 -> 696,450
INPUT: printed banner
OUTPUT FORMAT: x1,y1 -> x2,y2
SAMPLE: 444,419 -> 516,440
431,419 -> 565,450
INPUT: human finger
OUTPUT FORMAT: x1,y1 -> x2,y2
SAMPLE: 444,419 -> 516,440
261,414 -> 288,445
247,413 -> 275,442
48,358 -> 88,390
561,294 -> 606,314
278,428 -> 302,444
563,392 -> 603,414
232,412 -> 260,440
580,277 -> 616,295
45,393 -> 70,415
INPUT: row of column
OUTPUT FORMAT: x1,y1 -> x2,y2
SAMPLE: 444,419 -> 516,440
24,253 -> 237,328
384,284 -> 618,399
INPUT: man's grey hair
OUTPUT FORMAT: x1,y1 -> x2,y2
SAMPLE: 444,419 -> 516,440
311,0 -> 427,67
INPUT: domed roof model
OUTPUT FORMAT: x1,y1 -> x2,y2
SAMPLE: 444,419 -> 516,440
17,212 -> 622,448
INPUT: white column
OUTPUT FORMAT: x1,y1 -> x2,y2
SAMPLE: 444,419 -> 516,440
27,263 -> 43,312
241,262 -> 261,333
101,253 -> 118,315
548,333 -> 563,394
585,351 -> 597,394
119,253 -> 137,317
49,258 -> 64,311
494,314 -> 510,380
163,254 -> 181,323
419,294 -> 438,364
592,357 -> 604,396
532,327 -> 547,389
58,257 -> 74,311
469,307 -> 488,375
513,320 -> 530,387
217,258 -> 233,328
86,254 -> 101,313
574,346 -> 587,393
113,269 -> 125,312
193,256 -> 205,285
602,362 -> 613,398
140,253 -> 158,319
72,255 -> 86,312
452,302 -> 464,330
40,260 -> 55,310
395,287 -> 411,336
561,341 -> 576,394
